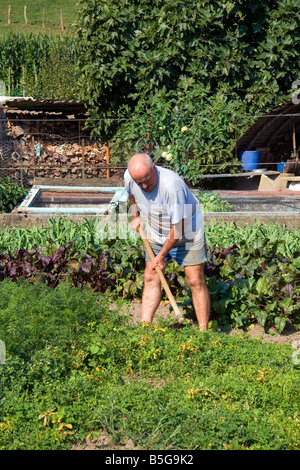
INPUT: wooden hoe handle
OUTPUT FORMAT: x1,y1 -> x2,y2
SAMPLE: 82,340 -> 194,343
139,226 -> 185,324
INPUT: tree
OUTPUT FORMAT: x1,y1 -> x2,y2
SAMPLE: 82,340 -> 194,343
75,0 -> 300,181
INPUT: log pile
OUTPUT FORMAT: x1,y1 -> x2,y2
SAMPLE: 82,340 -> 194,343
9,141 -> 110,183
3,117 -> 116,183
6,115 -> 81,142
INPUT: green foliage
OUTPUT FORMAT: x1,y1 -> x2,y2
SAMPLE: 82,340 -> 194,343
0,280 -> 299,449
0,218 -> 299,332
24,38 -> 80,99
0,177 -> 27,213
0,216 -> 298,263
0,279 -> 107,362
75,0 -> 299,182
205,241 -> 300,332
194,191 -> 234,212
110,87 -> 245,184
0,33 -> 79,98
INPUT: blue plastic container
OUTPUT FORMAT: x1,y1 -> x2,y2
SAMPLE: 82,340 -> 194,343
240,151 -> 261,171
277,160 -> 285,173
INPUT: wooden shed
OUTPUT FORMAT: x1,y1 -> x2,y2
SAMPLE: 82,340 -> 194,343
236,100 -> 300,174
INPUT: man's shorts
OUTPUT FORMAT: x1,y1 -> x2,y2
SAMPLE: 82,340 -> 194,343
145,237 -> 208,267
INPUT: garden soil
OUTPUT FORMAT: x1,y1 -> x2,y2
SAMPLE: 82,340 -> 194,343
125,300 -> 300,346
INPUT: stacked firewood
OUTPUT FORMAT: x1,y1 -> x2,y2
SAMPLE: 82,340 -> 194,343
9,140 -> 111,181
6,116 -> 80,142
1,117 -> 124,184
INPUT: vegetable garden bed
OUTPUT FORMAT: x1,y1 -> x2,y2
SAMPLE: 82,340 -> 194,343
0,217 -> 298,333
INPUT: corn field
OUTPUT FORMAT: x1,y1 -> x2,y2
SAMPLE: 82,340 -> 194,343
0,33 -> 78,97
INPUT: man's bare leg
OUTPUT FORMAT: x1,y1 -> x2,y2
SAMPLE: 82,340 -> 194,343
141,261 -> 166,323
184,264 -> 210,330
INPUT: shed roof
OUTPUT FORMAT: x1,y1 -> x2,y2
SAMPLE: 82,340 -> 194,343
236,100 -> 300,151
0,97 -> 87,114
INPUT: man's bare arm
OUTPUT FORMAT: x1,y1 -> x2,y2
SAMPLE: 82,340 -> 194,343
128,196 -> 144,231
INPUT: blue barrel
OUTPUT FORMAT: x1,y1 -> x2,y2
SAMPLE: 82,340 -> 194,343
239,151 -> 261,171
277,160 -> 285,173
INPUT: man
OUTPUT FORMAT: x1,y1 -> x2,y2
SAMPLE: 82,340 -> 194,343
124,153 -> 210,330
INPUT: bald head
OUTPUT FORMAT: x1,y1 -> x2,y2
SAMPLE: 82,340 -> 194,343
128,153 -> 153,174
128,153 -> 157,192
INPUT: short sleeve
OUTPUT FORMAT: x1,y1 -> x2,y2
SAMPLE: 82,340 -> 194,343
124,169 -> 133,198
167,190 -> 187,225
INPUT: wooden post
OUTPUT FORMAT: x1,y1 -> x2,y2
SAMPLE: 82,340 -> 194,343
60,9 -> 64,31
106,146 -> 110,179
24,6 -> 28,25
8,5 -> 11,24
81,139 -> 85,178
292,119 -> 297,158
42,8 -> 45,28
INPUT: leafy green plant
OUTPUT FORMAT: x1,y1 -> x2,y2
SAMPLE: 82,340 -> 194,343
24,37 -> 80,99
0,280 -> 299,450
0,279 -> 109,361
194,191 -> 234,212
0,33 -> 79,98
0,177 -> 27,213
0,218 -> 299,331
75,0 -> 299,184
205,240 -> 300,332
1,217 -> 299,258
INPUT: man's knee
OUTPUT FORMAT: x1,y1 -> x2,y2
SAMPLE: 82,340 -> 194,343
144,263 -> 162,285
184,264 -> 206,290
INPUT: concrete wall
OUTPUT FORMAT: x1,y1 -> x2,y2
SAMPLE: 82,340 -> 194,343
0,212 -> 299,230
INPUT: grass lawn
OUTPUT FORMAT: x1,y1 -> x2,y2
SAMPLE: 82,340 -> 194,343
0,0 -> 78,35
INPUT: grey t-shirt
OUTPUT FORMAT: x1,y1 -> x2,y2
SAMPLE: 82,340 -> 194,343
124,166 -> 204,246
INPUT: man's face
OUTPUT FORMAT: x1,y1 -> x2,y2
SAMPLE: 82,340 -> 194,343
133,164 -> 157,192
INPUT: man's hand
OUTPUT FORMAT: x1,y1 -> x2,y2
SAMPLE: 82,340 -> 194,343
130,215 -> 144,232
149,252 -> 165,271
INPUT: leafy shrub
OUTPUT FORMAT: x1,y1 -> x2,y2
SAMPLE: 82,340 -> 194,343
0,177 -> 27,213
75,0 -> 299,183
108,87 -> 244,184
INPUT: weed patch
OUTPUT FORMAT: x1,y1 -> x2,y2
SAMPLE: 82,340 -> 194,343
0,280 -> 299,450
